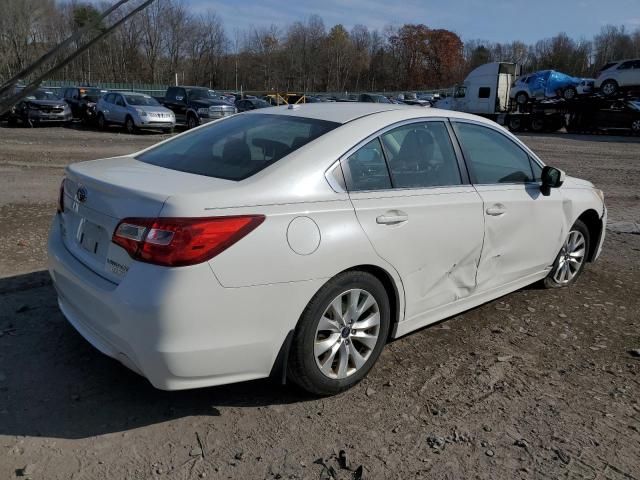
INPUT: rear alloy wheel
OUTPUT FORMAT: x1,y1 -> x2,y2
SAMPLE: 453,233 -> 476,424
601,80 -> 618,97
544,220 -> 590,288
124,116 -> 137,134
288,271 -> 390,396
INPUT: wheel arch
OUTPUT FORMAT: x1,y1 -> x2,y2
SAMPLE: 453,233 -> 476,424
576,209 -> 603,262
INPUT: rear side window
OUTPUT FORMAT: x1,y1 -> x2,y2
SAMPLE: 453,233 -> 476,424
380,122 -> 461,188
344,138 -> 391,191
137,114 -> 339,181
453,122 -> 534,184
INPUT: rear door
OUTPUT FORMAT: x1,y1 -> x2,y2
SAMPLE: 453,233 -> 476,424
343,119 -> 485,321
451,120 -> 565,291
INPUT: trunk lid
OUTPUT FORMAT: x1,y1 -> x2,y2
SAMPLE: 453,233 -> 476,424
61,156 -> 235,283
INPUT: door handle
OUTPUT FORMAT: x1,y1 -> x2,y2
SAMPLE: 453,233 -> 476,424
376,211 -> 408,225
486,204 -> 506,216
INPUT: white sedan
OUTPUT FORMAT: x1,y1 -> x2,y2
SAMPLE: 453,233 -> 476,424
48,104 -> 606,395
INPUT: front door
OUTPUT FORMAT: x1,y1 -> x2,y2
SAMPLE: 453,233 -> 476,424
452,120 -> 566,291
343,120 -> 485,322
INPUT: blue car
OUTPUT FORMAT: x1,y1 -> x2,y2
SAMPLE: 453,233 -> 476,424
510,70 -> 585,104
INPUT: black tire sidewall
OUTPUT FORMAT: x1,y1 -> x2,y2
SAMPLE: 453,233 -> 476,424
544,220 -> 590,288
125,117 -> 135,134
288,271 -> 390,395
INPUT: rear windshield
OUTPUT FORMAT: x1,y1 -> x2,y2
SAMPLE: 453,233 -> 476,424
136,114 -> 340,180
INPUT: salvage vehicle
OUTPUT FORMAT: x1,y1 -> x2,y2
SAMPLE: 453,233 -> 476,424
509,70 -> 584,104
437,62 -> 639,134
235,98 -> 272,112
62,86 -> 106,122
48,103 -> 606,395
161,86 -> 236,129
8,89 -> 72,126
594,59 -> 640,96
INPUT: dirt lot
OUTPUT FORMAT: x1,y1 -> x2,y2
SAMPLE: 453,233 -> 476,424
0,125 -> 639,479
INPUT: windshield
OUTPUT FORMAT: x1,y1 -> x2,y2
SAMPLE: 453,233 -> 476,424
598,62 -> 617,72
125,94 -> 160,106
629,101 -> 640,112
252,99 -> 271,108
188,88 -> 218,100
28,90 -> 61,101
136,114 -> 340,181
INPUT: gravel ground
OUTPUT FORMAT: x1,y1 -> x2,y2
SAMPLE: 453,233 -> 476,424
0,124 -> 639,479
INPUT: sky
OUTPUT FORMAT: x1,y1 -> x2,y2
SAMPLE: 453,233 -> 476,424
185,0 -> 640,44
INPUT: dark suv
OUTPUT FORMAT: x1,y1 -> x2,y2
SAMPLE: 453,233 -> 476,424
161,86 -> 236,129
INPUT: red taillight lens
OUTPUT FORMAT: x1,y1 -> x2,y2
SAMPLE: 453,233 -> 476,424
112,215 -> 265,267
57,178 -> 65,213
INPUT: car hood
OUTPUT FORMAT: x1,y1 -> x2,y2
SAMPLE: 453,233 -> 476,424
26,99 -> 67,108
563,175 -> 594,189
190,99 -> 235,108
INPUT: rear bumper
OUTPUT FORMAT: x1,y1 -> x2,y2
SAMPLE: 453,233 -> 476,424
47,216 -> 322,390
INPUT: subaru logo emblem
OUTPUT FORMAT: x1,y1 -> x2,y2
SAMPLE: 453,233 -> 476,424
76,186 -> 87,203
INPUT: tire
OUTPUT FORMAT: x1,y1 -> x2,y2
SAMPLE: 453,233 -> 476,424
162,127 -> 173,134
287,270 -> 391,396
97,113 -> 107,130
543,220 -> 590,289
631,119 -> 640,133
515,92 -> 529,105
186,113 -> 198,130
600,79 -> 618,97
530,117 -> 545,133
124,116 -> 137,134
562,87 -> 577,101
507,116 -> 523,132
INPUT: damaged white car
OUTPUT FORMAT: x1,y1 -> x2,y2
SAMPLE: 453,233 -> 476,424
48,103 -> 606,395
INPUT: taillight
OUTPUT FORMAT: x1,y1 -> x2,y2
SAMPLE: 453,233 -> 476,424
112,215 -> 265,267
57,178 -> 65,213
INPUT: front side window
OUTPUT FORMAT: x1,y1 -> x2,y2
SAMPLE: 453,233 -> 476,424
453,122 -> 534,184
380,122 -> 461,188
137,114 -> 339,181
343,138 -> 391,191
618,61 -> 634,70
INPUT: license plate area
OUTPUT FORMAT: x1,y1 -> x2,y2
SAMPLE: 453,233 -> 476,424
77,218 -> 108,260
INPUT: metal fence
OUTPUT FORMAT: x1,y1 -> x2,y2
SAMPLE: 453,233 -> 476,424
40,80 -> 169,97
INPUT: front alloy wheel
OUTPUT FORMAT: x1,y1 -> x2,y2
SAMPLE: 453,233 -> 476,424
544,220 -> 590,288
631,119 -> 640,133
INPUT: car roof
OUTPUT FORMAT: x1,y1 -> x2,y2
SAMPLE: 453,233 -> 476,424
244,103 -> 483,125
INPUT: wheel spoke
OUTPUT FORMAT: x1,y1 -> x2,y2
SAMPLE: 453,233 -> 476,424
336,342 -> 349,378
354,293 -> 376,321
353,311 -> 380,330
351,331 -> 378,350
328,297 -> 345,325
347,342 -> 366,369
315,333 -> 340,357
317,315 -> 341,333
569,248 -> 585,259
318,341 -> 341,377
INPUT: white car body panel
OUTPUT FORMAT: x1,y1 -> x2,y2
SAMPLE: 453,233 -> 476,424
48,103 -> 606,390
594,59 -> 640,89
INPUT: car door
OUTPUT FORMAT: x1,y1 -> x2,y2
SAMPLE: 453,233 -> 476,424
165,87 -> 187,123
113,94 -> 126,124
615,60 -> 636,87
451,120 -> 565,291
343,120 -> 485,322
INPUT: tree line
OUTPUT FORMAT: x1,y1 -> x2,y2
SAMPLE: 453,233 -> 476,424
2,0 -> 640,93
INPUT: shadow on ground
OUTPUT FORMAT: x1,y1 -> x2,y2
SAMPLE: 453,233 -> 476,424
0,271 -> 309,440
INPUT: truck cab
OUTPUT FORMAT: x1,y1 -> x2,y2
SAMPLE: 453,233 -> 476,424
162,86 -> 237,129
438,62 -> 519,116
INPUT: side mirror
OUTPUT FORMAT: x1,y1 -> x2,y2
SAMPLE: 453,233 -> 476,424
541,166 -> 565,196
